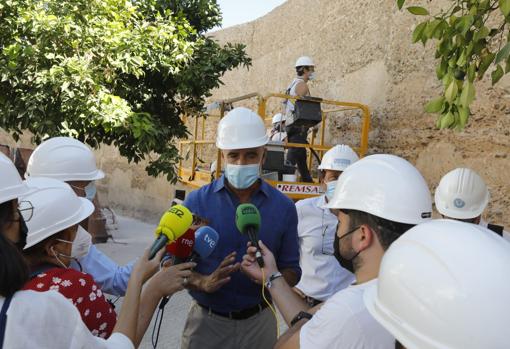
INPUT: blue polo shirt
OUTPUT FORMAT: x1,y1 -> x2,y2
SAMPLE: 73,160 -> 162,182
183,175 -> 301,313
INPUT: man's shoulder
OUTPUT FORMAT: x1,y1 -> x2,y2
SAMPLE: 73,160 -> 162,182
185,180 -> 219,203
295,196 -> 320,210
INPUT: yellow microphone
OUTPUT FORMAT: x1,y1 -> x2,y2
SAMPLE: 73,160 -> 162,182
149,205 -> 193,260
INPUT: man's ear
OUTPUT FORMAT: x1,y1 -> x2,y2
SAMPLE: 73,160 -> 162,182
357,224 -> 374,251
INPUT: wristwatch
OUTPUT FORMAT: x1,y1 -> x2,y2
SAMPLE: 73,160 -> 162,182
264,271 -> 283,289
290,311 -> 313,326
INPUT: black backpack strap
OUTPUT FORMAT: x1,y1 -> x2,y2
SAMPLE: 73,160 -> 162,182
0,295 -> 13,349
487,223 -> 504,237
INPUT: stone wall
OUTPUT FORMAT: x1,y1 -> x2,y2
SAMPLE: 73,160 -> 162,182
2,0 -> 509,226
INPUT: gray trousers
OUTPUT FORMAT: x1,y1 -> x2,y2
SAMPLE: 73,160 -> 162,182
181,302 -> 277,349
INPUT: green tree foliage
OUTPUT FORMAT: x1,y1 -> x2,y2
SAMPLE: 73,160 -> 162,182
397,0 -> 510,130
0,0 -> 251,181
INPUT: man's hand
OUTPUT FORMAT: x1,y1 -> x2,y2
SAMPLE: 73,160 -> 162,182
190,252 -> 240,293
241,240 -> 279,283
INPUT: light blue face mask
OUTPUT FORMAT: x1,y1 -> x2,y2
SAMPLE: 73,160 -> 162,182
85,182 -> 97,201
225,163 -> 260,189
325,180 -> 336,201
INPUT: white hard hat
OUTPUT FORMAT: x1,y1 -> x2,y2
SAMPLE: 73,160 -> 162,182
325,154 -> 432,224
295,56 -> 315,67
26,137 -> 105,181
21,177 -> 94,249
0,153 -> 32,204
435,167 -> 489,219
216,107 -> 269,150
318,144 -> 359,171
364,219 -> 510,349
272,113 -> 286,124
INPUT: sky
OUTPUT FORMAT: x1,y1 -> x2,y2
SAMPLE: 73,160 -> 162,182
216,0 -> 287,29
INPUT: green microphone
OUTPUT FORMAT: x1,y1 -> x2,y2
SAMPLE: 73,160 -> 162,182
236,203 -> 264,267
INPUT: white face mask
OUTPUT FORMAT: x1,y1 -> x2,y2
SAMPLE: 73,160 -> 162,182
224,163 -> 260,189
308,72 -> 316,81
55,226 -> 92,261
71,226 -> 92,259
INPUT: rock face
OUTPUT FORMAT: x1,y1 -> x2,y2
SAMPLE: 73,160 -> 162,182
1,0 -> 508,226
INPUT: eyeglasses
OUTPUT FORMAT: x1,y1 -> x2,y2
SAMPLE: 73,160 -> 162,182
8,200 -> 34,223
18,200 -> 34,221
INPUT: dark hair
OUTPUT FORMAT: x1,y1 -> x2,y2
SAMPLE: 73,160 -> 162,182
344,210 -> 415,250
395,340 -> 405,349
296,66 -> 311,76
0,200 -> 29,297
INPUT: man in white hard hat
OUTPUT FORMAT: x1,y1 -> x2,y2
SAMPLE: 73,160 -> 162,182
241,154 -> 433,349
180,107 -> 301,349
284,56 -> 316,182
270,113 -> 287,142
293,145 -> 358,307
25,137 -> 135,296
364,219 -> 510,349
435,167 -> 509,241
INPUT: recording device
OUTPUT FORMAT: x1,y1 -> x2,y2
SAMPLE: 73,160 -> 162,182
235,203 -> 264,267
149,205 -> 193,260
166,228 -> 195,264
188,226 -> 219,263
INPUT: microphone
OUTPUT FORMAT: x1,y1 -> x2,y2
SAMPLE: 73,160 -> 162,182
188,226 -> 220,263
149,204 -> 193,260
166,228 -> 195,264
235,203 -> 264,267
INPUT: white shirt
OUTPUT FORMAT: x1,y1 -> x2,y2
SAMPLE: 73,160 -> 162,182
480,219 -> 510,242
285,77 -> 306,115
300,279 -> 394,349
270,131 -> 287,142
1,290 -> 133,349
295,196 -> 355,300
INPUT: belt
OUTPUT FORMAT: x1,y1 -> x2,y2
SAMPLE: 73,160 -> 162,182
198,301 -> 269,320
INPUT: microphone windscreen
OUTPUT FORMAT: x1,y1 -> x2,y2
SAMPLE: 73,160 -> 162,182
155,204 -> 193,241
166,228 -> 195,258
235,203 -> 261,234
194,226 -> 219,259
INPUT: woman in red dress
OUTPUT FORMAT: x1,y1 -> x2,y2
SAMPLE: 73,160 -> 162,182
21,177 -> 116,338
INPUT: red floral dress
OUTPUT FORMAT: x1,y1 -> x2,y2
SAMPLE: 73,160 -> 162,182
23,267 -> 117,338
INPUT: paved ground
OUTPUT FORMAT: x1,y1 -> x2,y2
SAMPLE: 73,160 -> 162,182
97,215 -> 288,349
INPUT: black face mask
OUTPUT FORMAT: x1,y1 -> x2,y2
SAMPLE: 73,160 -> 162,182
14,209 -> 28,250
333,226 -> 361,274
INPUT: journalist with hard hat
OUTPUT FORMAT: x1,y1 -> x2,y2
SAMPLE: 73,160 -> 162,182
242,154 -> 433,349
435,167 -> 509,241
0,152 -> 194,348
284,56 -> 316,182
25,136 -> 135,296
364,219 -> 510,349
180,107 -> 300,349
293,145 -> 358,306
20,177 -> 117,337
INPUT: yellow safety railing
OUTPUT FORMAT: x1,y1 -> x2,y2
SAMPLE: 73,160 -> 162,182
178,92 -> 371,197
